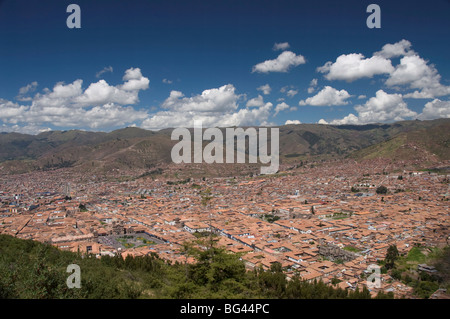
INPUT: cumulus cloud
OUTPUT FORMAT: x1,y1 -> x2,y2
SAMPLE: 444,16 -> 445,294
246,95 -> 265,108
386,55 -> 450,98
257,84 -> 271,95
0,99 -> 29,122
353,90 -> 417,123
307,78 -> 318,94
18,81 -> 38,95
280,85 -> 298,97
0,67 -> 150,134
374,39 -> 413,59
285,120 -> 301,125
386,55 -> 437,87
317,53 -> 394,82
329,113 -> 360,125
274,102 -> 290,115
329,90 -> 417,125
16,81 -> 38,101
318,39 -> 450,99
141,84 -> 273,130
162,78 -> 173,84
299,86 -> 351,106
75,80 -> 139,106
417,99 -> 450,120
273,42 -> 290,51
119,67 -> 150,91
161,84 -> 239,113
252,51 -> 306,73
286,89 -> 298,97
0,123 -> 52,135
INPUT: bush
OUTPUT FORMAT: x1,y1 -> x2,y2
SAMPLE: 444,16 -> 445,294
376,185 -> 388,194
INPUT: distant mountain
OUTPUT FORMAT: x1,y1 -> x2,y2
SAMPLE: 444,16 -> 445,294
0,119 -> 448,175
279,119 -> 449,164
349,120 -> 450,162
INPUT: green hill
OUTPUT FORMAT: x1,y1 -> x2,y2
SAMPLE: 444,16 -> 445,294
0,234 -> 387,299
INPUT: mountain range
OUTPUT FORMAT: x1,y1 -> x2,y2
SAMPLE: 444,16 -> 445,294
0,118 -> 448,176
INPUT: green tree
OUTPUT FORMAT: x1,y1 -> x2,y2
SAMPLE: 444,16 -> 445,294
376,185 -> 388,194
385,244 -> 399,269
257,262 -> 287,298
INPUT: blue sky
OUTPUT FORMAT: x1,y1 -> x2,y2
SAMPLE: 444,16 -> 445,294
0,0 -> 449,134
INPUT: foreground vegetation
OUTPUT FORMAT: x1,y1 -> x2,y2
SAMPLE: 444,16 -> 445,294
0,234 -> 395,299
380,244 -> 450,299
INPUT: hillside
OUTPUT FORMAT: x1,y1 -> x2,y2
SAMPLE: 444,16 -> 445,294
0,119 -> 448,175
349,120 -> 450,163
0,234 -> 385,299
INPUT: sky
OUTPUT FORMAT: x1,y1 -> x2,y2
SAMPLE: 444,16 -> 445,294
0,0 -> 449,134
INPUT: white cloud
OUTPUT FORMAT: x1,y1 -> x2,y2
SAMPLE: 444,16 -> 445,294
252,51 -> 306,73
274,102 -> 290,115
273,42 -> 290,51
317,39 -> 450,99
80,103 -> 147,129
418,99 -> 450,120
386,55 -> 436,87
161,84 -> 240,113
374,39 -> 413,59
76,79 -> 139,106
329,90 -> 417,125
353,90 -> 417,123
123,67 -> 143,81
358,95 -> 367,99
0,99 -> 29,122
307,78 -> 318,94
280,86 -> 298,97
299,86 -> 351,106
119,67 -> 150,91
141,84 -> 274,130
16,81 -> 39,101
18,81 -> 38,95
162,78 -> 173,84
287,89 -> 298,97
386,55 -> 450,98
285,120 -> 301,125
246,95 -> 265,108
317,53 -> 394,82
329,113 -> 360,125
0,123 -> 52,135
318,119 -> 328,125
257,84 -> 271,95
51,80 -> 84,99
95,66 -> 113,78
0,68 -> 150,133
142,102 -> 273,130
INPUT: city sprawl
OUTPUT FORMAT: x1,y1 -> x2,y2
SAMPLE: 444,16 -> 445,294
1,158 -> 448,298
